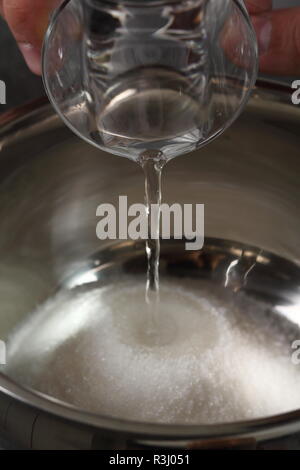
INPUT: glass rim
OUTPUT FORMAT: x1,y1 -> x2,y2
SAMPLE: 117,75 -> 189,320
56,0 -> 247,10
84,0 -> 207,7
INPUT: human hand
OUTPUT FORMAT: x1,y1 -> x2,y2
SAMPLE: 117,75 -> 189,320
246,0 -> 300,75
0,0 -> 62,75
2,1 -> 300,77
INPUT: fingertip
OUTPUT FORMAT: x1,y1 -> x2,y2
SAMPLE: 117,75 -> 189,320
18,42 -> 42,75
3,0 -> 63,59
245,0 -> 272,15
258,8 -> 300,75
251,14 -> 272,56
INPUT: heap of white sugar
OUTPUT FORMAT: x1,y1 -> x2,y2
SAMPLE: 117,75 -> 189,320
5,279 -> 300,424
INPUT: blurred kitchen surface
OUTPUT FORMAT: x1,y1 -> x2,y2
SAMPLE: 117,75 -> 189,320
0,0 -> 299,113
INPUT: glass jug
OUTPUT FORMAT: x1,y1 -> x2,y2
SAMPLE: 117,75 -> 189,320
43,0 -> 258,161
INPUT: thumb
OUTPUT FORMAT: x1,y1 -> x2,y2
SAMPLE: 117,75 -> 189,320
257,7 -> 300,75
245,1 -> 300,75
3,0 -> 62,75
245,0 -> 272,15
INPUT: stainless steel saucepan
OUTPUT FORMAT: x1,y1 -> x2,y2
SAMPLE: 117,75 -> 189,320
0,81 -> 300,449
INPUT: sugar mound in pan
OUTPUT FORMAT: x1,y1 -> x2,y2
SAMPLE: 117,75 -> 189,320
5,279 -> 300,424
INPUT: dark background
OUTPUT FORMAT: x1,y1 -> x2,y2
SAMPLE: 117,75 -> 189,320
0,17 -> 44,112
0,0 -> 298,113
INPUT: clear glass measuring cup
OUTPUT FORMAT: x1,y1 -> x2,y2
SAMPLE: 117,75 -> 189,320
43,0 -> 258,161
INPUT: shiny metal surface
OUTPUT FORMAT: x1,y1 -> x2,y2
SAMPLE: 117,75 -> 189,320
0,81 -> 299,449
